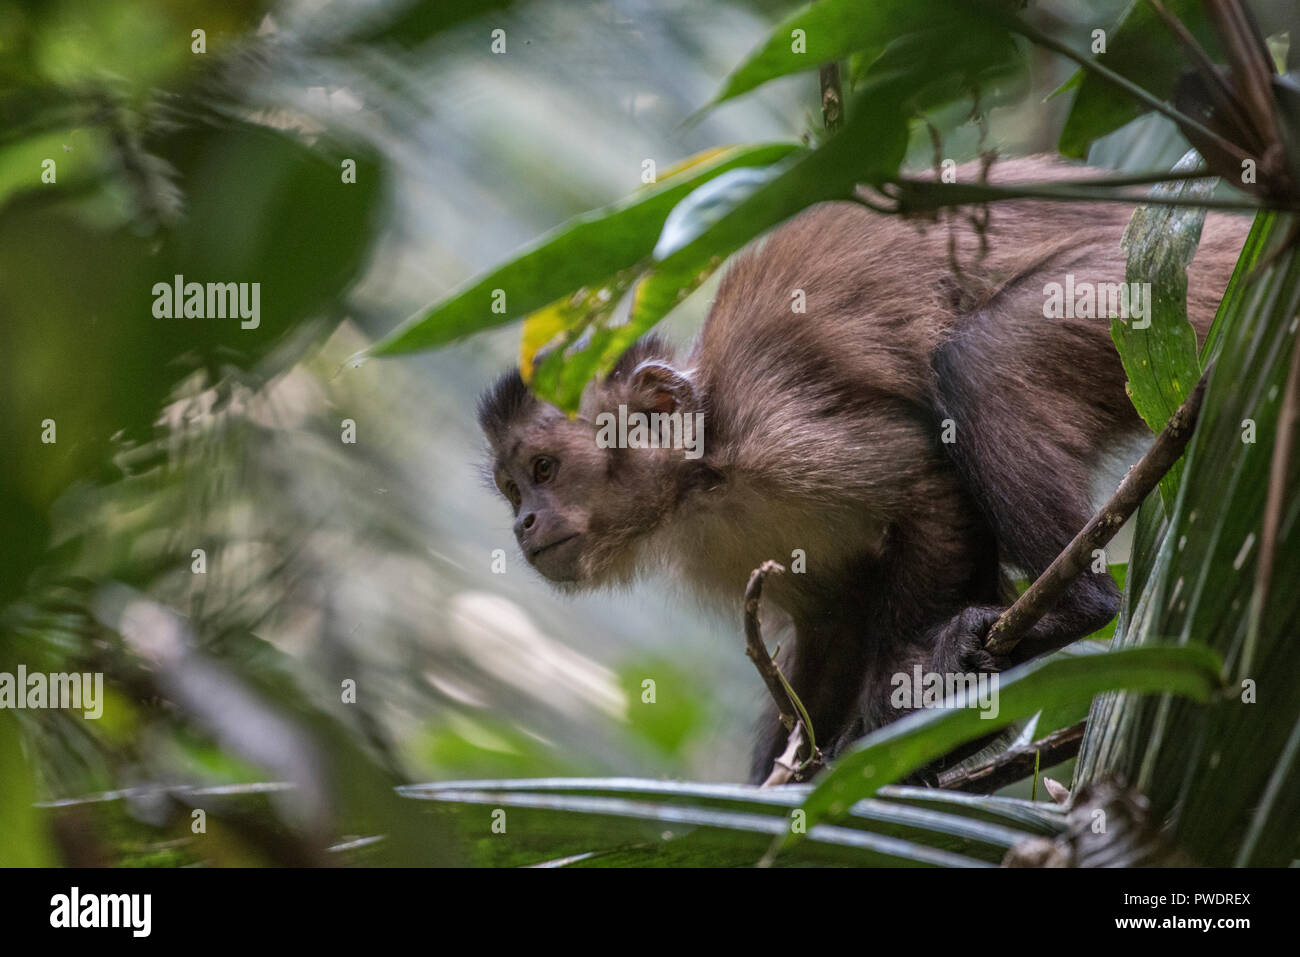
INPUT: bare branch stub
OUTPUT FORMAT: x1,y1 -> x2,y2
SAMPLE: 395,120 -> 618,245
812,0 -> 843,135
762,720 -> 811,787
819,62 -> 843,133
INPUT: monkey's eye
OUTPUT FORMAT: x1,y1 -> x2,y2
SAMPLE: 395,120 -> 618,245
532,456 -> 557,484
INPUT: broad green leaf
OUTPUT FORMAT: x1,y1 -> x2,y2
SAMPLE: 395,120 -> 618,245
1112,150 -> 1212,508
781,645 -> 1223,855
520,265 -> 642,397
651,166 -> 786,262
401,777 -> 1053,866
860,18 -> 1024,118
365,143 -> 801,357
525,256 -> 716,413
32,0 -> 268,94
0,128 -> 109,213
1085,113 -> 1196,173
709,0 -> 1010,107
1058,0 -> 1215,158
1029,642 -> 1110,741
521,168 -> 771,408
638,73 -> 915,333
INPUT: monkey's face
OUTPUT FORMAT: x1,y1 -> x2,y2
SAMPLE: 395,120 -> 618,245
480,353 -> 700,588
489,409 -> 610,584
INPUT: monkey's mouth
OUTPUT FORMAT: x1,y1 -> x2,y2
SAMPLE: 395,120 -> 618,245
527,532 -> 583,583
528,533 -> 579,559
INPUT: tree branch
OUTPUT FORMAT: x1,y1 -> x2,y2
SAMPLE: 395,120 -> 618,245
937,720 -> 1086,793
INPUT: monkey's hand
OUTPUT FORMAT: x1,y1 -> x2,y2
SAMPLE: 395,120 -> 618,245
927,606 -> 1011,677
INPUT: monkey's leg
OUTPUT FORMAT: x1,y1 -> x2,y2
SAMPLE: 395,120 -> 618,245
931,309 -> 1125,665
762,512 -> 1001,781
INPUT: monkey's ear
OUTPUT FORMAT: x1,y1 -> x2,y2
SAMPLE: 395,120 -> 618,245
629,360 -> 696,414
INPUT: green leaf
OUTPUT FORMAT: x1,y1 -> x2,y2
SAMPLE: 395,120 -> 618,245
709,0 -> 1008,107
1111,150 -> 1212,508
364,143 -> 802,357
30,0 -> 268,94
400,777 -> 1056,866
782,645 -> 1223,854
1058,0 -> 1215,158
525,263 -> 698,413
638,76 -> 913,330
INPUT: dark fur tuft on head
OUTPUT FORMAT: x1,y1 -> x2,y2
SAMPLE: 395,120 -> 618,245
607,334 -> 675,381
478,334 -> 674,440
477,368 -> 536,442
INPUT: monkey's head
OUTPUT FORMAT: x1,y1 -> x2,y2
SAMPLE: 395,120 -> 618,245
478,337 -> 712,588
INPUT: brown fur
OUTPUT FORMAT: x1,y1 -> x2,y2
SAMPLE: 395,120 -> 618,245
480,156 -> 1249,782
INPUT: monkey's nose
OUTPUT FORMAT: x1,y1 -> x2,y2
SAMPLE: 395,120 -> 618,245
514,512 -> 537,541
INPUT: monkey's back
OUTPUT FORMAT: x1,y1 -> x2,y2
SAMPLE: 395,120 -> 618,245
690,155 -> 1245,507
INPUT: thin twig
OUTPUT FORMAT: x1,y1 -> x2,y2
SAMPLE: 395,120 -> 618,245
873,177 -> 1286,215
985,368 -> 1212,657
743,561 -> 823,783
813,0 -> 843,135
744,561 -> 797,728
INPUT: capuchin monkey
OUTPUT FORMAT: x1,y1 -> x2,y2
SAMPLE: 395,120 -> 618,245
477,156 -> 1248,784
